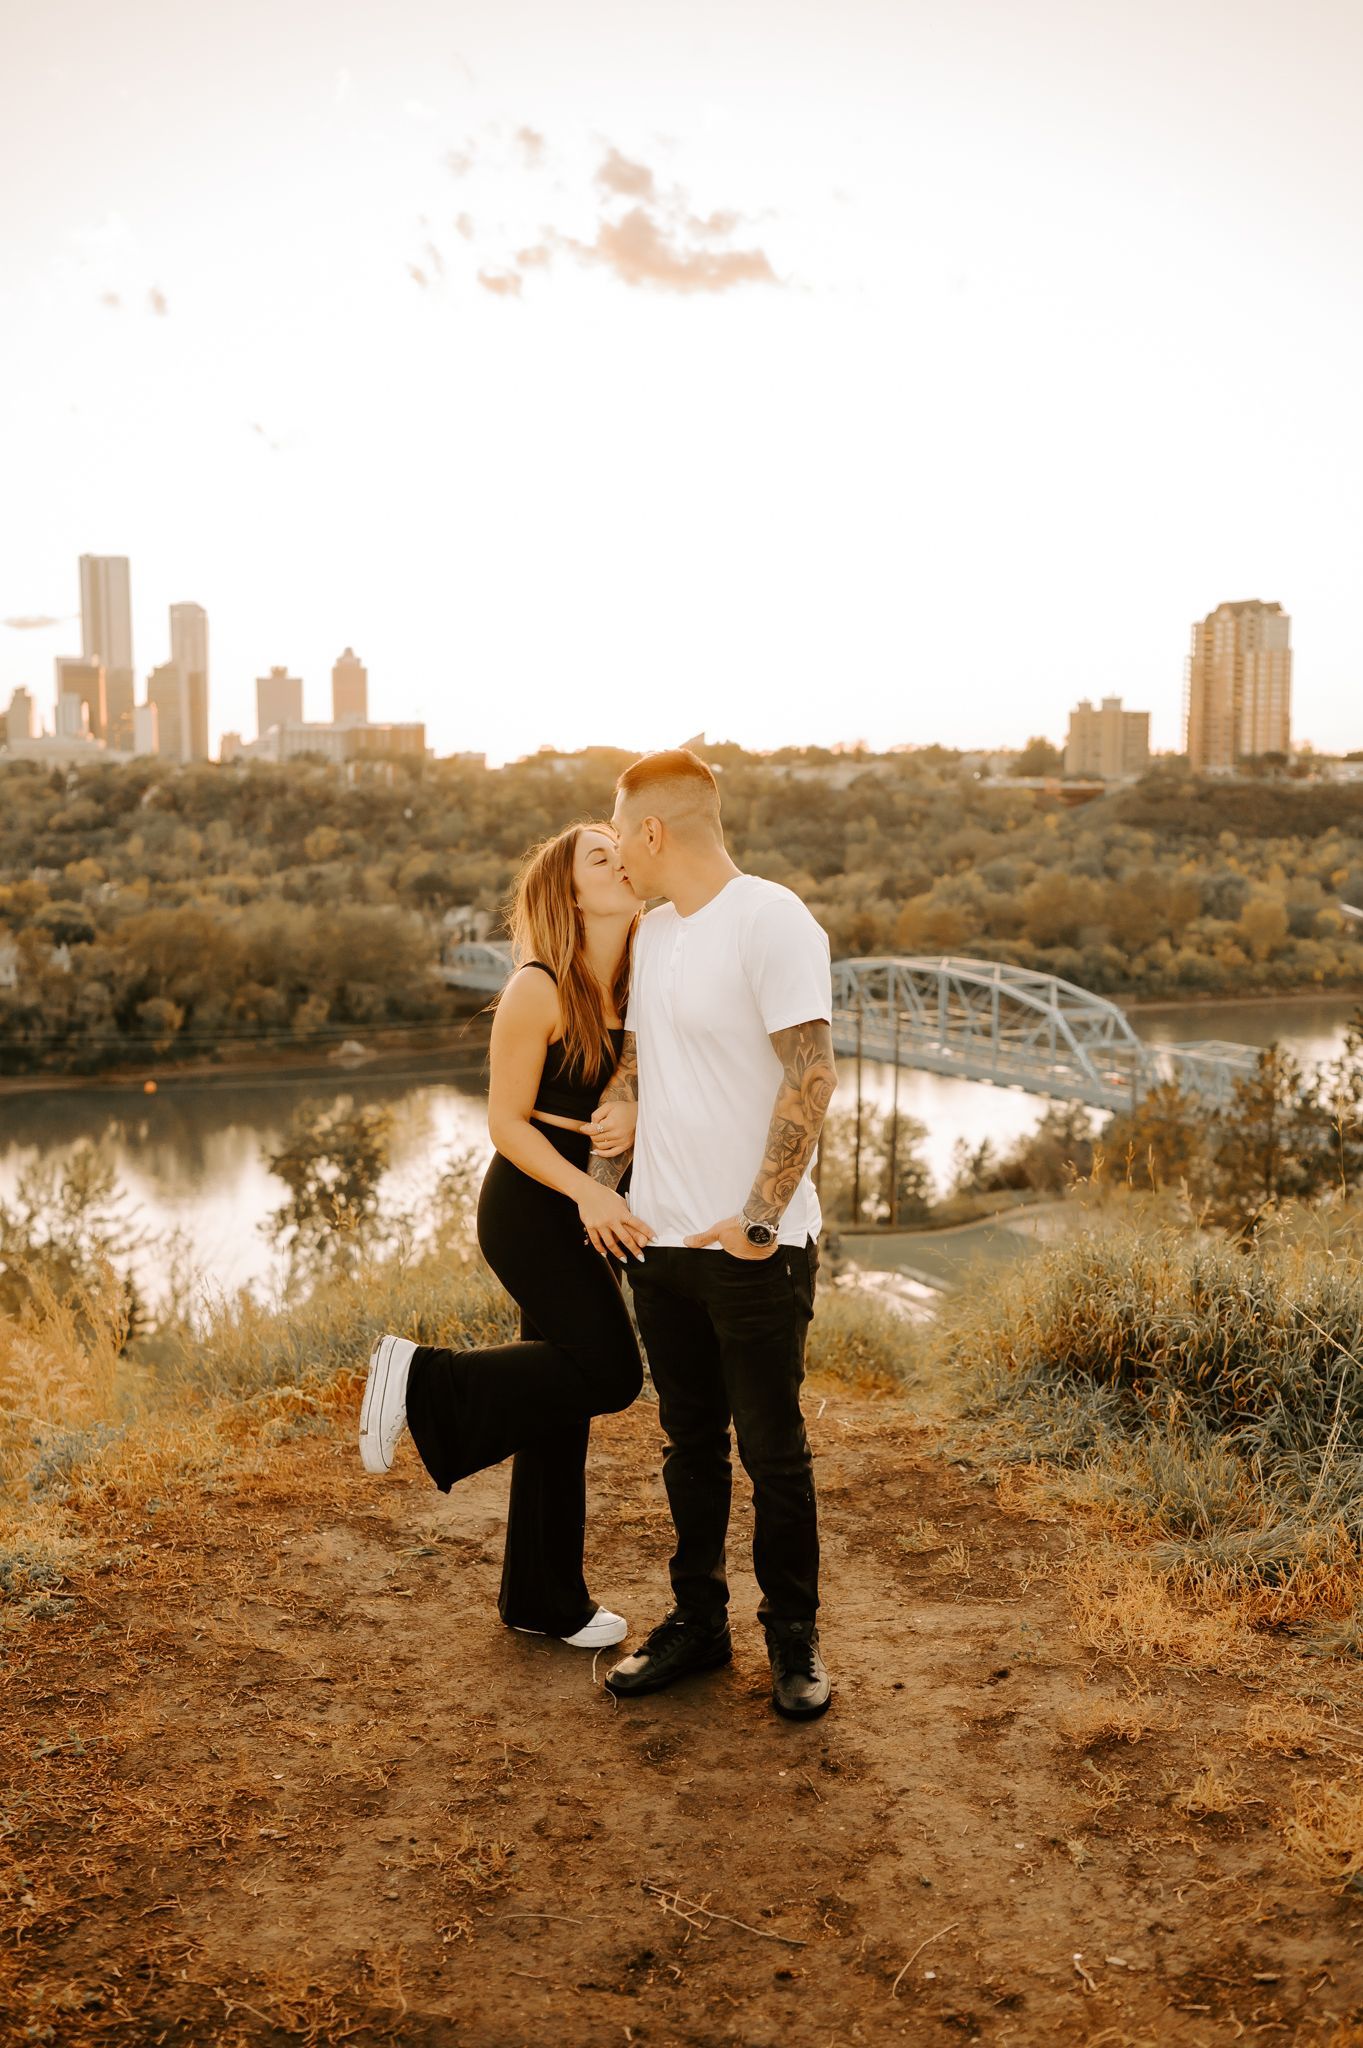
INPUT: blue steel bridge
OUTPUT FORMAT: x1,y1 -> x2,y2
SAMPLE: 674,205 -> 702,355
440,945 -> 1261,1113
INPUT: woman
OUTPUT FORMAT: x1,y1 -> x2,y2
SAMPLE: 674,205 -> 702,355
357,822 -> 651,1650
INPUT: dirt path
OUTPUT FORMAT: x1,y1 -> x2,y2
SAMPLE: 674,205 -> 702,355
3,1380 -> 1361,2047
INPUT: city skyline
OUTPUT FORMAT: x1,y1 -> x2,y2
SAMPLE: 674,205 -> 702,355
3,1 -> 1362,759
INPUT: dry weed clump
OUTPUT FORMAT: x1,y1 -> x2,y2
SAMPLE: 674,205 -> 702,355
1245,1699 -> 1324,1756
1282,1771 -> 1363,1893
1057,1695 -> 1174,1751
1170,1761 -> 1248,1820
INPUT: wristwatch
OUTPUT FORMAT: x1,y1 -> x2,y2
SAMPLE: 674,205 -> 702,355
742,1215 -> 779,1249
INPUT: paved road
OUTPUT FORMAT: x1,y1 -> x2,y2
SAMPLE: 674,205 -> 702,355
839,1200 -> 1073,1292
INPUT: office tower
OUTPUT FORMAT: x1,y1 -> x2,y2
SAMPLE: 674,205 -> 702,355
147,662 -> 185,761
332,646 -> 368,723
169,602 -> 210,761
133,702 -> 159,756
256,666 -> 303,737
55,656 -> 107,743
1185,601 -> 1292,773
5,687 -> 35,744
1064,696 -> 1150,779
57,691 -> 90,738
79,554 -> 134,741
105,668 -> 135,751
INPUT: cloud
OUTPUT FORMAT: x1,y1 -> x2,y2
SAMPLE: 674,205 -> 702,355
148,286 -> 168,316
4,615 -> 64,631
596,147 -> 657,202
425,128 -> 780,301
565,207 -> 777,295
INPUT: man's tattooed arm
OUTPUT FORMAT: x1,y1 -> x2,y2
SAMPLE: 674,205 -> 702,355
743,1020 -> 838,1225
588,1030 -> 639,1192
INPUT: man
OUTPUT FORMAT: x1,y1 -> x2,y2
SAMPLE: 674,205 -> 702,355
589,748 -> 837,1719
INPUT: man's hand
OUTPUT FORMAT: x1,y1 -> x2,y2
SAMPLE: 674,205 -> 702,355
580,1101 -> 637,1158
684,1215 -> 781,1259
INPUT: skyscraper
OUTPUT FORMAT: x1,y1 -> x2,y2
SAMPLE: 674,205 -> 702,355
332,647 -> 368,724
1185,601 -> 1292,773
257,666 -> 303,736
169,602 -> 210,761
55,656 -> 107,743
147,663 -> 185,762
79,555 -> 134,744
4,687 -> 34,744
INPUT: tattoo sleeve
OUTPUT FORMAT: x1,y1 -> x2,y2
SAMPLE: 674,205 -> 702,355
588,1031 -> 638,1192
743,1020 -> 838,1226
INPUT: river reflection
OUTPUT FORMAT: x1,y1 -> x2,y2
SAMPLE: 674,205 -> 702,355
2,995 -> 1358,1305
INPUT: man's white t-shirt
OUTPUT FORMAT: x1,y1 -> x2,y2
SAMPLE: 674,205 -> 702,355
625,874 -> 832,1250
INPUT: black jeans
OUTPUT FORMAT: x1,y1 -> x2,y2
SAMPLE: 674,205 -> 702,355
403,1128 -> 643,1638
628,1239 -> 819,1631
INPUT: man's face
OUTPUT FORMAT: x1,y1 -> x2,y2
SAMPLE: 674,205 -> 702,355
611,794 -> 652,900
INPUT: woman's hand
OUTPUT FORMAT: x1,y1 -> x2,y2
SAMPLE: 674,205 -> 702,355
582,1100 -> 637,1158
577,1180 -> 653,1261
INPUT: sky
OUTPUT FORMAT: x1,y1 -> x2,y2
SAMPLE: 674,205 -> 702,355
2,0 -> 1361,765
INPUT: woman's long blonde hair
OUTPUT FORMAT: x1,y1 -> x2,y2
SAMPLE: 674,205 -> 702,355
505,823 -> 635,1080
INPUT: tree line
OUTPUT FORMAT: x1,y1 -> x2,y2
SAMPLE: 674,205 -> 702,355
2,747 -> 1361,1073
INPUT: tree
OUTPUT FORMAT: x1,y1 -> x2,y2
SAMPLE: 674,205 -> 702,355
263,1098 -> 395,1276
1012,736 -> 1062,777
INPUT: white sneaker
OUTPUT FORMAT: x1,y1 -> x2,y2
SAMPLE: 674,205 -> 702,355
514,1607 -> 629,1650
358,1334 -> 417,1473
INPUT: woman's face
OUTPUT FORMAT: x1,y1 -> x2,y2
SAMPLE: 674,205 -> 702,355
572,828 -> 637,919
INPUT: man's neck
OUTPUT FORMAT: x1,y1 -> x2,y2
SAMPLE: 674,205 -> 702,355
667,854 -> 742,920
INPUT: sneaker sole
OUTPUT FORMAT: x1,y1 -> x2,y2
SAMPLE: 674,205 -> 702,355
772,1687 -> 833,1721
358,1336 -> 403,1473
604,1643 -> 732,1698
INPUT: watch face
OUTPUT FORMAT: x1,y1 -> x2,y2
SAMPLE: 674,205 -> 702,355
745,1220 -> 777,1246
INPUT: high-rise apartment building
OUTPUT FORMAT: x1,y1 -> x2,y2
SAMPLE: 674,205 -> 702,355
55,656 -> 107,743
332,647 -> 368,724
57,691 -> 91,738
169,602 -> 210,761
257,666 -> 303,737
79,555 -> 134,744
147,662 -> 185,762
1065,696 -> 1150,779
133,703 -> 159,756
1185,600 -> 1292,773
5,687 -> 35,744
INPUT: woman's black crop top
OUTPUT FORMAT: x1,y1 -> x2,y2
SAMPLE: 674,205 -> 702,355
521,961 -> 625,1121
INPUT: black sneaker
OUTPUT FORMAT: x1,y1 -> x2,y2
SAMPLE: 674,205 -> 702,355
604,1610 -> 732,1699
766,1620 -> 831,1719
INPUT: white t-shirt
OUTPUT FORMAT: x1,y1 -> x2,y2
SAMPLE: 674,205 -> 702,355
625,873 -> 832,1249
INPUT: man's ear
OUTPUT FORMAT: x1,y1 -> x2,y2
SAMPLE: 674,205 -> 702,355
644,815 -> 663,852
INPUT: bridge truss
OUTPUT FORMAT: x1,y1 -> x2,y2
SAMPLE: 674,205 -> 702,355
830,956 -> 1259,1111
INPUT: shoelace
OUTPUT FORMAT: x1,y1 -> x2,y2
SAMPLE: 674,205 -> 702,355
775,1635 -> 818,1682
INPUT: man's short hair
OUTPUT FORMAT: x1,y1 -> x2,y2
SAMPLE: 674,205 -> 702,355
615,748 -> 722,837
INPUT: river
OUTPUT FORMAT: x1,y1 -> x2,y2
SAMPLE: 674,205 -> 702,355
1,994 -> 1357,1307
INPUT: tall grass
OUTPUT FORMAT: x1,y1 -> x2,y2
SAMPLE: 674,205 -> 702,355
932,1197 -> 1363,1632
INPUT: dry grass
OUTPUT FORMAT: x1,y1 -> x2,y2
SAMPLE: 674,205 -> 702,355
1170,1761 -> 1248,1820
1245,1699 -> 1325,1756
1057,1695 -> 1175,1751
1282,1772 -> 1363,1893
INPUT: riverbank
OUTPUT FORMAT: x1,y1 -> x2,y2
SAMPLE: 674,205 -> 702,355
0,1017 -> 495,1099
